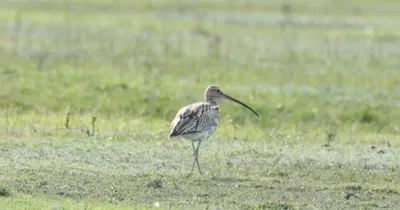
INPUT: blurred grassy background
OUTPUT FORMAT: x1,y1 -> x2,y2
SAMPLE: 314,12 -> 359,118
0,0 -> 400,209
1,0 -> 400,139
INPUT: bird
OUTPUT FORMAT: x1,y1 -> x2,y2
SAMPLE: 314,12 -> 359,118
168,85 -> 259,176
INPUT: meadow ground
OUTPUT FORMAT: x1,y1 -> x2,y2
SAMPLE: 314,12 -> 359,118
0,0 -> 400,209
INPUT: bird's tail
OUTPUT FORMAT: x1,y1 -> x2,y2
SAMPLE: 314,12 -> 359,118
168,130 -> 179,139
168,133 -> 175,139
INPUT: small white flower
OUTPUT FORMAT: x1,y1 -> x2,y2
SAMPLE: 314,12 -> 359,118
153,202 -> 160,208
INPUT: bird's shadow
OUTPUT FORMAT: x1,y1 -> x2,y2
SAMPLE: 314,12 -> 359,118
210,174 -> 250,183
179,172 -> 249,183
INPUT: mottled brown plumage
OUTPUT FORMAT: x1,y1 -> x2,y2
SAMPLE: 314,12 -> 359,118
169,85 -> 259,176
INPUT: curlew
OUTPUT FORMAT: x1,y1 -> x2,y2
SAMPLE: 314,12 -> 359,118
168,85 -> 259,176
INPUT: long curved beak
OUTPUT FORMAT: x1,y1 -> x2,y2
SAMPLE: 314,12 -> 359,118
221,92 -> 259,117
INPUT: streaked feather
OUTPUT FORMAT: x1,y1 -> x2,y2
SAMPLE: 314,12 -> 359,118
169,102 -> 219,138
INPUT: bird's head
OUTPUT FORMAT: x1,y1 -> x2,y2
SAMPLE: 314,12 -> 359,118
204,85 -> 259,117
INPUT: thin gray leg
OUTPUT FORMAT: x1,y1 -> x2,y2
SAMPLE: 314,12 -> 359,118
187,141 -> 196,177
194,140 -> 203,175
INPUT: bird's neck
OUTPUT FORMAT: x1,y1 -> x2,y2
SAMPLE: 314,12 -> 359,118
205,97 -> 218,106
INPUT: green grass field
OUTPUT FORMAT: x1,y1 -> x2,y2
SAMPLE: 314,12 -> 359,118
0,0 -> 400,209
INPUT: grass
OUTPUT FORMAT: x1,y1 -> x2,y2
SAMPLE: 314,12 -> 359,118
0,195 -> 137,210
0,0 -> 400,209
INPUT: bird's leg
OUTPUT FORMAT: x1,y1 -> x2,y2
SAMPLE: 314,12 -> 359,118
194,140 -> 203,175
186,141 -> 196,177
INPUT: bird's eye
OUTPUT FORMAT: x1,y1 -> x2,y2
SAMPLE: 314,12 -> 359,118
216,90 -> 220,93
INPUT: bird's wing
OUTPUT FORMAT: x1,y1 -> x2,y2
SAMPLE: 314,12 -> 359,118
169,102 -> 218,137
